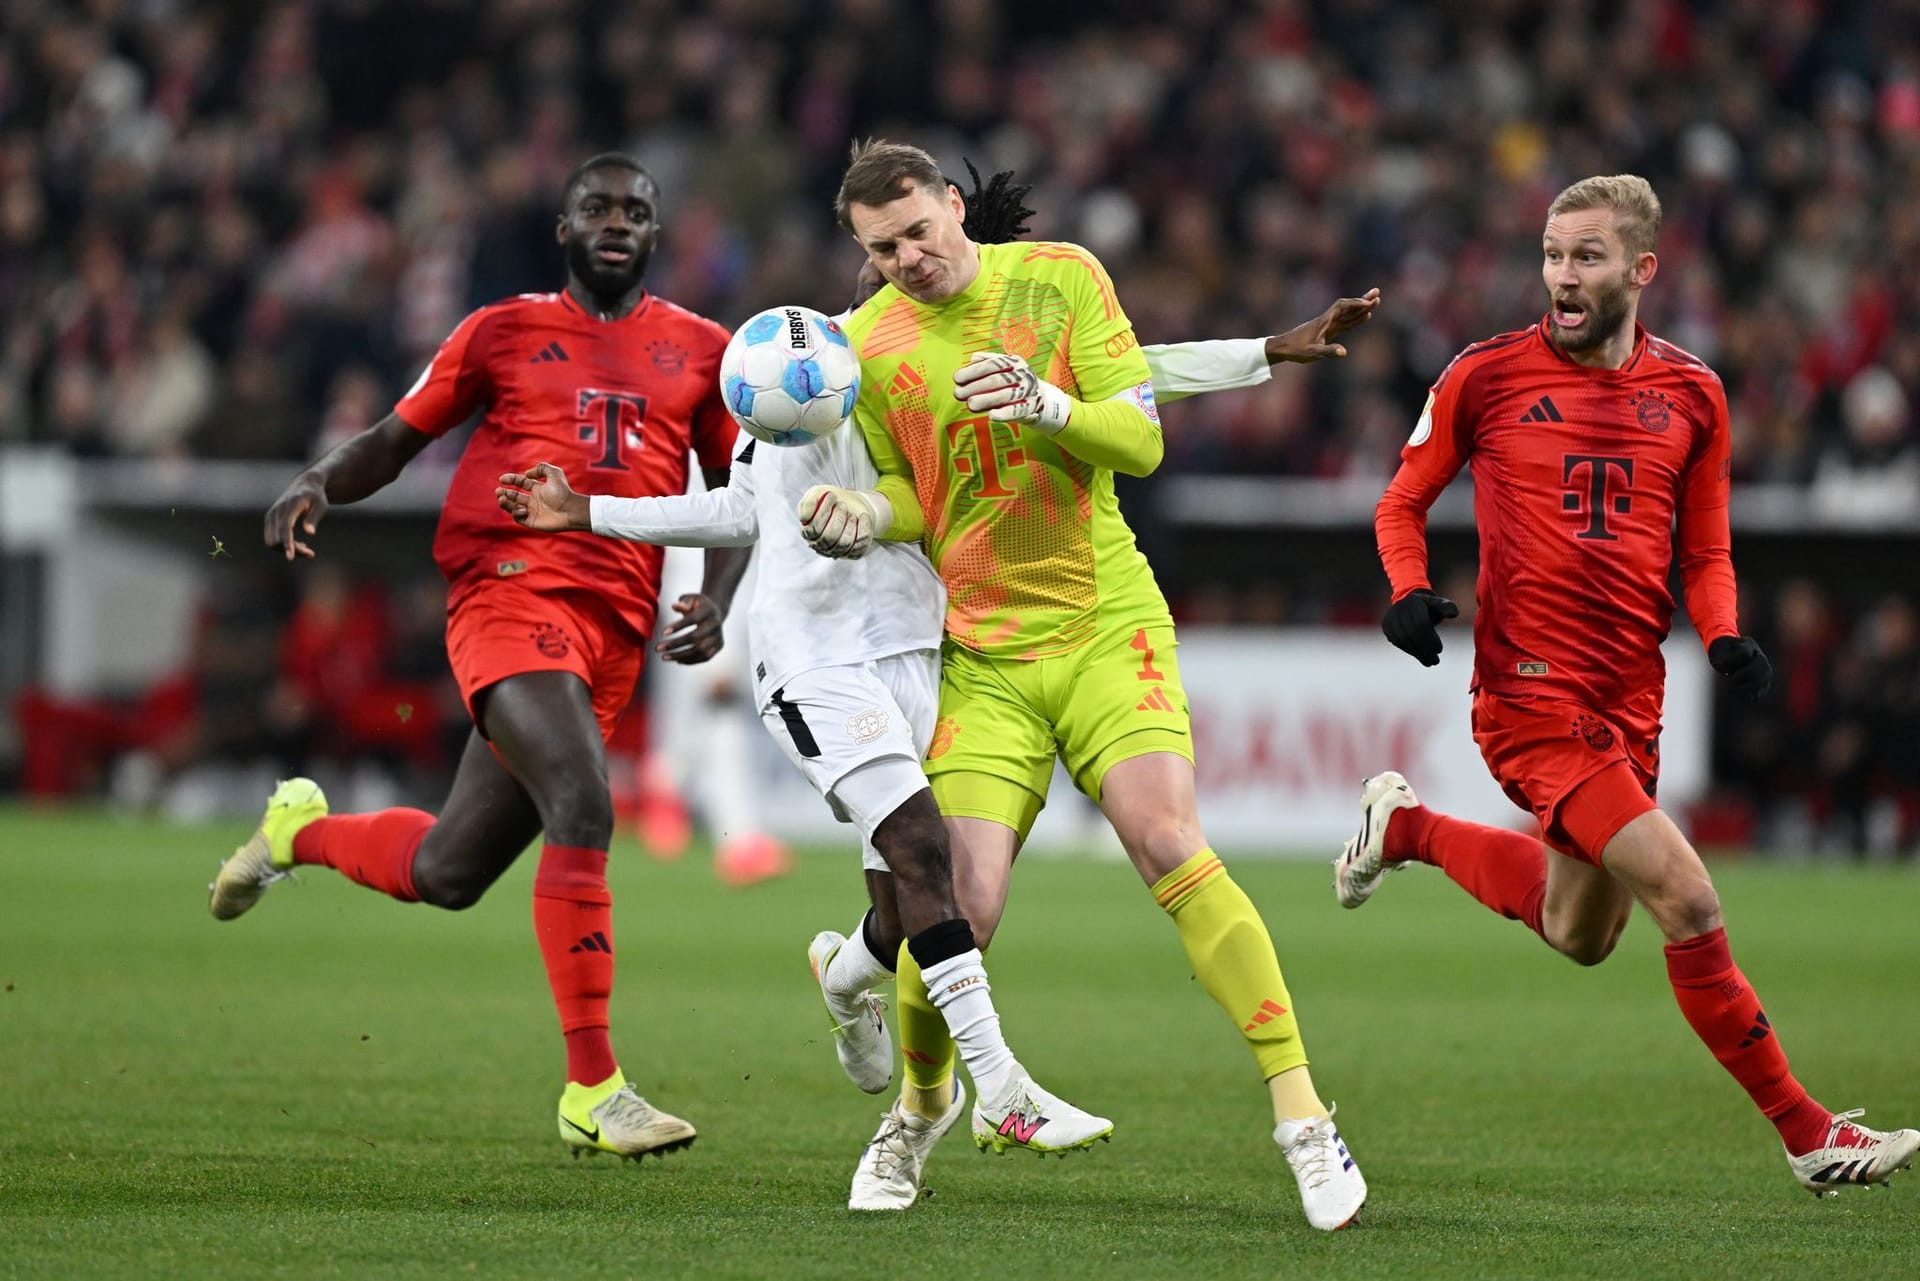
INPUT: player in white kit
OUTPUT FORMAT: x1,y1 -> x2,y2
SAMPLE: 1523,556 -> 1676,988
497,165 -> 1380,1208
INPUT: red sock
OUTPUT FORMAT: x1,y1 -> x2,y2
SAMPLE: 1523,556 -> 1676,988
290,809 -> 432,902
1384,806 -> 1547,936
533,844 -> 619,1085
1665,926 -> 1829,1153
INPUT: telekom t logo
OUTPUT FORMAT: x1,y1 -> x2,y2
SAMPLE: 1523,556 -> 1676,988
1561,453 -> 1634,541
948,415 -> 1027,499
577,389 -> 648,471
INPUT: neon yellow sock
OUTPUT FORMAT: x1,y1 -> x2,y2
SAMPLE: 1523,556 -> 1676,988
1267,1064 -> 1328,1128
1154,848 -> 1310,1085
896,943 -> 957,1119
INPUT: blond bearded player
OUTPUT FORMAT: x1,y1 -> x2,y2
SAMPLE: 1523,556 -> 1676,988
797,139 -> 1371,1231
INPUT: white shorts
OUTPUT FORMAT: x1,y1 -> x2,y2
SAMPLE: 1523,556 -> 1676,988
758,650 -> 940,872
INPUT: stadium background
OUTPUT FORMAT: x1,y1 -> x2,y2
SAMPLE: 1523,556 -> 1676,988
4,0 -> 1919,856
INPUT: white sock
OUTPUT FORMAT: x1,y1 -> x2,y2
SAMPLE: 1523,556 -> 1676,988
824,915 -> 893,1000
919,948 -> 1018,1105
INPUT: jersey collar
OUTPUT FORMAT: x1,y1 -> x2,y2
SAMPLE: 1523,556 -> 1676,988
559,287 -> 654,324
1536,315 -> 1648,374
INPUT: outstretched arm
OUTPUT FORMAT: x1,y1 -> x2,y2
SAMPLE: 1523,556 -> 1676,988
497,459 -> 760,546
1144,288 -> 1382,405
265,414 -> 433,559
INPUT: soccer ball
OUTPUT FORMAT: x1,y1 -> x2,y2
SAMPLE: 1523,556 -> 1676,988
719,305 -> 860,447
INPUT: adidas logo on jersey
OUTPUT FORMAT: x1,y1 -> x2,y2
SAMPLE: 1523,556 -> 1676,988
889,363 -> 926,396
1519,395 -> 1564,423
528,341 -> 571,363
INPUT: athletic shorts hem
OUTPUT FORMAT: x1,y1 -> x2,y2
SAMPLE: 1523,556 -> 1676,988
931,771 -> 1045,845
1077,728 -> 1195,803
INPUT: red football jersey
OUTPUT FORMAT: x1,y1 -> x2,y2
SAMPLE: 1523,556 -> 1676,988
395,290 -> 737,639
1376,318 -> 1740,711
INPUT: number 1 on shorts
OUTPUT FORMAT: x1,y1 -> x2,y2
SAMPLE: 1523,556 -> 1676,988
1131,628 -> 1165,682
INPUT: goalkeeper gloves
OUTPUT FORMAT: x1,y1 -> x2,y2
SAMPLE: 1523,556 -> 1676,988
953,352 -> 1073,434
797,485 -> 892,560
1707,635 -> 1772,699
1381,588 -> 1459,667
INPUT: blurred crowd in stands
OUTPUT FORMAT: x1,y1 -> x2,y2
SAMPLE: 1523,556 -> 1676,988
5,0 -> 1919,852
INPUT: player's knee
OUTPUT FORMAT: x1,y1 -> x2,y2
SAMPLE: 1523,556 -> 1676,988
1555,925 -> 1623,967
411,859 -> 493,911
1662,885 -> 1723,942
539,774 -> 615,849
873,805 -> 951,891
1122,814 -> 1203,875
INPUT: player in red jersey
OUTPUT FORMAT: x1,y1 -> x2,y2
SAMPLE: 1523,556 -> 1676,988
1338,175 -> 1918,1196
208,154 -> 746,1161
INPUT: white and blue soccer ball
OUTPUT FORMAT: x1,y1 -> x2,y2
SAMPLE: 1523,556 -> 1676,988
719,305 -> 859,446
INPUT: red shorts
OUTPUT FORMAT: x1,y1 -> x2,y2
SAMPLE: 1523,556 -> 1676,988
1470,691 -> 1660,861
445,584 -> 644,743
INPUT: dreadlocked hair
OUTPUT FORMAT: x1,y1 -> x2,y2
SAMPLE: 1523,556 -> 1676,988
960,158 -> 1036,245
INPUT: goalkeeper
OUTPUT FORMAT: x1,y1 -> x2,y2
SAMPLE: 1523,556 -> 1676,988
800,138 -> 1372,1232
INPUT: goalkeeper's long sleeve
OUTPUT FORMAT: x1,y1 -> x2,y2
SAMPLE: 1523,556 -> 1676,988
1051,395 -> 1163,476
871,474 -> 924,542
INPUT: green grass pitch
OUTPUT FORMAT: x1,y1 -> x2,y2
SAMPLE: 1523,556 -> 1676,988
1,805 -> 1915,1279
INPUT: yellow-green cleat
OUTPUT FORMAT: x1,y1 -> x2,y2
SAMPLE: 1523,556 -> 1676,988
208,778 -> 327,920
558,1070 -> 697,1161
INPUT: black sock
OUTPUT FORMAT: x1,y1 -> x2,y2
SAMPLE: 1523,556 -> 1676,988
861,908 -> 897,972
905,917 -> 976,969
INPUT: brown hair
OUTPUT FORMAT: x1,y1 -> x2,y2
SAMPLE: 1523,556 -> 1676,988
1547,175 -> 1663,256
835,138 -> 946,231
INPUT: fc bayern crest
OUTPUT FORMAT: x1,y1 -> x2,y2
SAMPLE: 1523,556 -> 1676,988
649,341 -> 687,375
1631,389 -> 1672,434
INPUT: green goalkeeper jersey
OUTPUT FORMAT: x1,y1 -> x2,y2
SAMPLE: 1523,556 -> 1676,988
842,240 -> 1170,659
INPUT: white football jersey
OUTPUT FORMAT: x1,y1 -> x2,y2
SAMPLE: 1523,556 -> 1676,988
586,334 -> 1272,704
590,418 -> 945,706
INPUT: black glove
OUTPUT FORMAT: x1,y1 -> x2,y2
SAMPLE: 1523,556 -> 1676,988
1708,635 -> 1772,699
1381,589 -> 1459,667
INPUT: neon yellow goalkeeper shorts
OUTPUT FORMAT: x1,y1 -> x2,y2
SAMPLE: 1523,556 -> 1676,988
926,617 -> 1192,838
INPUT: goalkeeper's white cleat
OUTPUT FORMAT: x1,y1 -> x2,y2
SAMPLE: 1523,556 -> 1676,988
558,1072 -> 696,1161
1334,771 -> 1418,910
1787,1110 -> 1920,1196
209,777 -> 326,920
1276,1107 -> 1367,1230
972,1073 -> 1114,1156
808,930 -> 893,1094
848,1080 -> 966,1211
